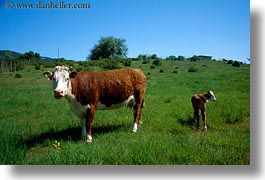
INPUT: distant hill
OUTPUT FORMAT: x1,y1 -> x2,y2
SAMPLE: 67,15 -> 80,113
0,50 -> 57,62
40,56 -> 57,62
0,50 -> 21,59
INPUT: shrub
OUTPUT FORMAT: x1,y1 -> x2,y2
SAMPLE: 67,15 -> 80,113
76,67 -> 83,72
102,60 -> 121,70
142,59 -> 150,64
15,73 -> 22,78
232,61 -> 240,67
159,69 -> 164,73
172,70 -> 178,74
164,97 -> 171,104
150,65 -> 155,69
35,64 -> 41,70
227,60 -> 233,64
123,59 -> 131,67
188,67 -> 198,72
153,59 -> 162,66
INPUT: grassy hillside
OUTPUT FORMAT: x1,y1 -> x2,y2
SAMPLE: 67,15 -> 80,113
0,59 -> 250,165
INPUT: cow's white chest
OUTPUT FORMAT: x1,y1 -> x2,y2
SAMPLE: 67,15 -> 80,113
66,95 -> 88,119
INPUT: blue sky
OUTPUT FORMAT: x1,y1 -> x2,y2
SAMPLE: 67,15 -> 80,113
0,0 -> 250,62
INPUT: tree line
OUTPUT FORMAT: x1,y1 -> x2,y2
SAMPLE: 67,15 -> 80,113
0,51 -> 41,73
1,36 -> 246,74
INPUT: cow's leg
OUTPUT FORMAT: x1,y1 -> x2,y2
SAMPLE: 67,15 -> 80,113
132,92 -> 144,132
201,107 -> 207,131
85,105 -> 95,143
193,107 -> 200,131
80,118 -> 86,138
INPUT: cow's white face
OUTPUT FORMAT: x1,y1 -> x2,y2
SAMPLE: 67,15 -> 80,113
208,90 -> 217,101
43,66 -> 71,99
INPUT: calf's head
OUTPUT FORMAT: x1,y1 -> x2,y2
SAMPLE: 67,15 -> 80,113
43,66 -> 76,99
207,90 -> 217,102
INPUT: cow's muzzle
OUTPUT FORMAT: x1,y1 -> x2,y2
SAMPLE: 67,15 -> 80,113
54,90 -> 63,99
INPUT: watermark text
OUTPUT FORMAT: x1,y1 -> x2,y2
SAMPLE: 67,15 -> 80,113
6,0 -> 91,10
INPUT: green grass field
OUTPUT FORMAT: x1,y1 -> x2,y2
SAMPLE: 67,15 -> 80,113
0,60 -> 250,165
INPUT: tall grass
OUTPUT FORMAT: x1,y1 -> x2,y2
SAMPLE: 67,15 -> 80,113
0,61 -> 250,165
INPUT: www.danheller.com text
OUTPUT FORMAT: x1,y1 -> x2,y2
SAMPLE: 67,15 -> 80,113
6,0 -> 91,10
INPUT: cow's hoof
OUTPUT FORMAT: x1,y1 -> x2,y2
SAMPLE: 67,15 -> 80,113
132,129 -> 137,133
204,126 -> 208,131
132,122 -> 138,133
85,135 -> 92,143
85,139 -> 92,143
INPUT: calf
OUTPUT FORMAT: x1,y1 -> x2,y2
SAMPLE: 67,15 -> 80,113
43,66 -> 146,142
191,90 -> 216,131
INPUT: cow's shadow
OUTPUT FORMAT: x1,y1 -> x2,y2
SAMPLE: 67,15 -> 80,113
178,116 -> 195,126
23,124 -> 124,148
177,116 -> 212,131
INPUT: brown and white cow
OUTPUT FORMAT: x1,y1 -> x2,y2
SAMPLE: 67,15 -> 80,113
191,90 -> 216,131
43,66 -> 146,142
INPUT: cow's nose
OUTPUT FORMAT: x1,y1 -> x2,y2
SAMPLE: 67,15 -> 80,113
54,90 -> 63,97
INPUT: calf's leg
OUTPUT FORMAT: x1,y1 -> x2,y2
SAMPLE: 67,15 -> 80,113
193,108 -> 200,131
201,108 -> 207,131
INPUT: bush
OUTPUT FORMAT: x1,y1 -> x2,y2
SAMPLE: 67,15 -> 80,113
142,59 -> 150,64
159,69 -> 164,73
172,70 -> 178,74
226,60 -> 233,64
232,61 -> 240,67
164,97 -> 171,104
123,59 -> 132,67
153,59 -> 162,66
15,73 -> 22,78
102,59 -> 121,70
188,67 -> 198,73
76,67 -> 83,72
150,65 -> 155,69
35,64 -> 41,70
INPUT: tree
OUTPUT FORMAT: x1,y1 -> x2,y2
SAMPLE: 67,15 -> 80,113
18,51 -> 41,70
151,54 -> 158,59
138,54 -> 147,60
5,52 -> 16,72
88,36 -> 128,60
166,55 -> 177,61
232,61 -> 240,67
153,59 -> 162,66
177,55 -> 185,61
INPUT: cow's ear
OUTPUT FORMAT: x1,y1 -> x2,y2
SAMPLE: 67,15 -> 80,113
43,71 -> 53,80
69,72 -> 77,78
